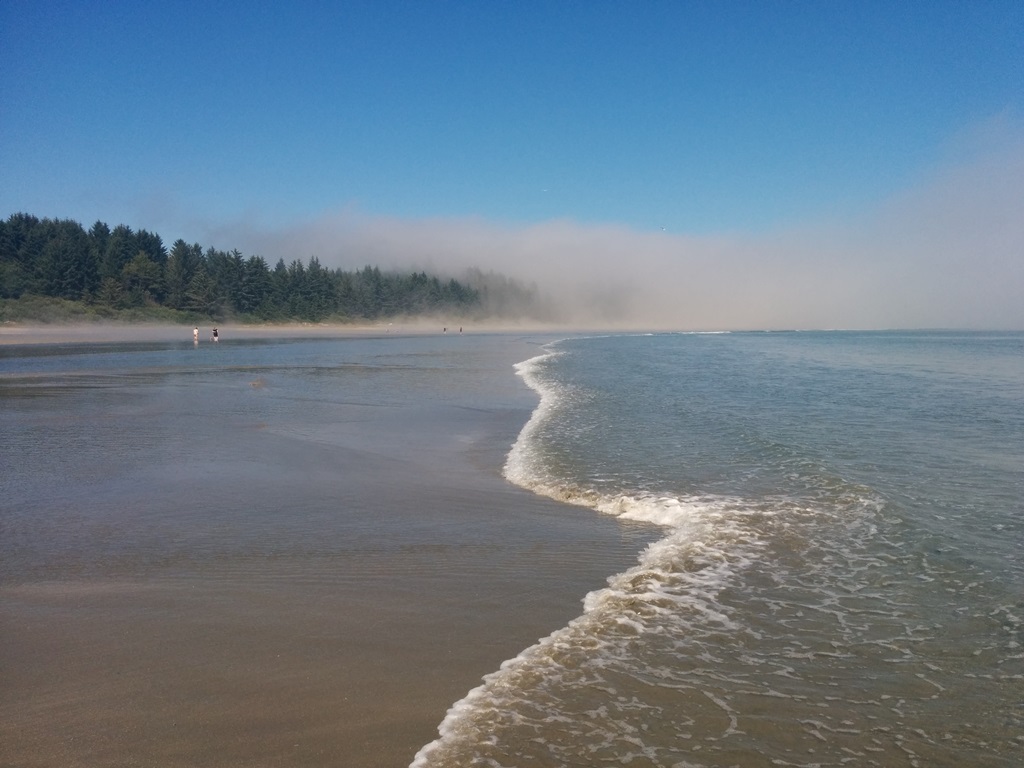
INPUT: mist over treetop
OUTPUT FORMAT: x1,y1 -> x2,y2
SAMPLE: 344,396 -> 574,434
0,213 -> 550,324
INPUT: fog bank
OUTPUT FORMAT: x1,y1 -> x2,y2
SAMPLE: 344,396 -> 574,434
206,126 -> 1024,331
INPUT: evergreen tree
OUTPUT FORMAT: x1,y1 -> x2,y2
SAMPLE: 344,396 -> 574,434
101,224 -> 136,280
185,269 -> 216,315
38,218 -> 94,299
135,229 -> 167,266
88,221 -> 110,257
270,258 -> 289,316
87,221 -> 111,300
1,213 -> 41,267
1,213 -> 41,297
121,251 -> 164,306
286,259 -> 307,317
204,248 -> 241,311
165,240 -> 203,309
238,255 -> 272,315
96,276 -> 126,308
305,256 -> 335,320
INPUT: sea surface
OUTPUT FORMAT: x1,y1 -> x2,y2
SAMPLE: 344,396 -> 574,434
0,333 -> 536,588
413,330 -> 1024,768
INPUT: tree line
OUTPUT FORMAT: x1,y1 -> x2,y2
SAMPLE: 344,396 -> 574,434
0,213 -> 542,322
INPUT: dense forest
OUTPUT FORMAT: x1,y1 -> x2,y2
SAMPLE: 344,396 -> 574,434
0,213 -> 545,323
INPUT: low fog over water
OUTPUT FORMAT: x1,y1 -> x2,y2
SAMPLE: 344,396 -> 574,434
201,124 -> 1024,331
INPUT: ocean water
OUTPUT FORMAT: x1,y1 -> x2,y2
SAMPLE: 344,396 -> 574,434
0,333 -> 544,590
413,331 -> 1024,768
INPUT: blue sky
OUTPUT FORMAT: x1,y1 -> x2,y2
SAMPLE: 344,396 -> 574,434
2,1 -> 1022,328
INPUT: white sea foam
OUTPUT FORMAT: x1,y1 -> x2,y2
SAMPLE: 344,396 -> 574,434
410,488 -> 766,767
413,345 -> 769,766
501,347 -> 562,489
417,347 -> 884,766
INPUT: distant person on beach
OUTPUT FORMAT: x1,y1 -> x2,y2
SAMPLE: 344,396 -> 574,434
193,326 -> 199,343
212,328 -> 219,343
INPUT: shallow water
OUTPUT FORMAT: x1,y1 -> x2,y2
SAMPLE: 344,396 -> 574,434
1,335 -> 530,584
1,332 -> 657,767
414,331 -> 1024,768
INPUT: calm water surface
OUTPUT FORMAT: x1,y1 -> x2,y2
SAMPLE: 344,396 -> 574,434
1,334 -> 545,587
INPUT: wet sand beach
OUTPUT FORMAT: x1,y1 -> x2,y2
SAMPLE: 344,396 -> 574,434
0,326 -> 654,767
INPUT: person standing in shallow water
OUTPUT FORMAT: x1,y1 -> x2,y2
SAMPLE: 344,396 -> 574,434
212,328 -> 219,343
193,326 -> 199,344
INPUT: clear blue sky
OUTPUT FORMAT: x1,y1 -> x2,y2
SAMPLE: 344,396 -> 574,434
2,0 -> 1019,233
2,1 -> 1022,328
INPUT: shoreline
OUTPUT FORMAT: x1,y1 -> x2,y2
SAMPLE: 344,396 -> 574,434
0,319 -> 580,346
0,329 -> 656,767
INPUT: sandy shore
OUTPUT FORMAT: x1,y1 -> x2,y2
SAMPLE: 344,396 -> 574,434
0,329 -> 655,767
0,319 -> 572,346
2,497 -> 650,768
